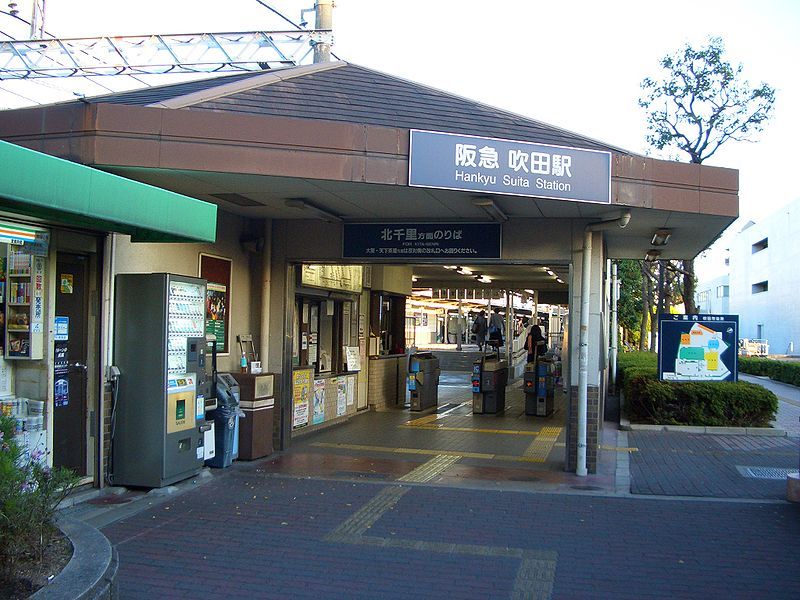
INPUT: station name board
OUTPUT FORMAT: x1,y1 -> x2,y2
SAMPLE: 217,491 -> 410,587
408,130 -> 611,204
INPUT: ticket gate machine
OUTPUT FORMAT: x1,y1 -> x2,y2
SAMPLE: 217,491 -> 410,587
408,353 -> 441,411
472,355 -> 509,414
524,358 -> 555,416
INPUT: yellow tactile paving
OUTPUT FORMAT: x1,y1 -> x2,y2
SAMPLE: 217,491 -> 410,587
397,454 -> 462,483
522,427 -> 562,462
404,414 -> 441,427
399,424 -> 540,436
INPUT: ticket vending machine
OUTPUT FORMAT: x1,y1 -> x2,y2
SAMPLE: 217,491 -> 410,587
112,274 -> 209,488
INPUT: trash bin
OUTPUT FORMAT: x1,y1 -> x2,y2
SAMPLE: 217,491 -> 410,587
207,392 -> 237,468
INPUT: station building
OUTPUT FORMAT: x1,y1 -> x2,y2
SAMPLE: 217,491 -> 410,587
0,61 -> 738,488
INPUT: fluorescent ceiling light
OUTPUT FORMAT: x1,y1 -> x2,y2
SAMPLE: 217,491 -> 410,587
476,275 -> 492,284
472,197 -> 508,223
284,198 -> 342,222
556,278 -> 564,284
524,289 -> 535,294
457,268 -> 473,275
645,249 -> 661,262
651,229 -> 672,246
443,265 -> 458,270
411,276 -> 419,283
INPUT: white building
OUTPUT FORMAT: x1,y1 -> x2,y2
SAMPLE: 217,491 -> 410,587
697,197 -> 800,356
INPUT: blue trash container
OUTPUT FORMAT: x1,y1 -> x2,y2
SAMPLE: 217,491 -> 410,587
207,402 -> 236,468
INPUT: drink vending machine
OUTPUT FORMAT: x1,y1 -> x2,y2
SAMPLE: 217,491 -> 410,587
111,274 -> 210,488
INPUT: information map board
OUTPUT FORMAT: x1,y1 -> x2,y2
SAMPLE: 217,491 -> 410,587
658,314 -> 738,382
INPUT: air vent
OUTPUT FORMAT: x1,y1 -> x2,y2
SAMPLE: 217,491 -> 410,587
209,193 -> 261,207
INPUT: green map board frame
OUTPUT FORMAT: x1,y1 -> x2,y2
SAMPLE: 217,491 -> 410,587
658,314 -> 739,382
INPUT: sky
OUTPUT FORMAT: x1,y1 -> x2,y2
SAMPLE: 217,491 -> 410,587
1,0 -> 798,274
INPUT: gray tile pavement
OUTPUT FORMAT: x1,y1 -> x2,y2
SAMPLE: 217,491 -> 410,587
741,373 -> 800,437
629,431 -> 799,499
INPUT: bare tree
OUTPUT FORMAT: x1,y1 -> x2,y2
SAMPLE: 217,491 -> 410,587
639,37 -> 775,313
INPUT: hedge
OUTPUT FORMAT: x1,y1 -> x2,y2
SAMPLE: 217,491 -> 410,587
618,352 -> 778,427
739,356 -> 800,387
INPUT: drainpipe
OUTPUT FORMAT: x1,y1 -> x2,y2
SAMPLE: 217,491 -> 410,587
577,211 -> 631,476
260,220 -> 272,366
610,261 -> 619,394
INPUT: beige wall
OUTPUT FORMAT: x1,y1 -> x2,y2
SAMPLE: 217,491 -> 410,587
113,210 -> 260,373
370,265 -> 412,295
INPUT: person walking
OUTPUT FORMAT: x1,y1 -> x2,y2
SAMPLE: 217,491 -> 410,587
526,323 -> 547,363
488,307 -> 504,349
472,310 -> 488,351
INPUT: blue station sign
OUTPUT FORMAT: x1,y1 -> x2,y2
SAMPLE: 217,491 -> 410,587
343,223 -> 501,260
408,130 -> 612,204
658,314 -> 739,382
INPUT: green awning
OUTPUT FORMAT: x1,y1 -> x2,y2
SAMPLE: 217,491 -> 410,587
0,141 -> 216,242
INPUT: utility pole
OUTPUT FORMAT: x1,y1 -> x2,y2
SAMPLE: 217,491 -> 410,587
313,0 -> 332,63
30,0 -> 46,39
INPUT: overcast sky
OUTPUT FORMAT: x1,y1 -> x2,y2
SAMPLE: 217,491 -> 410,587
1,0 -> 798,242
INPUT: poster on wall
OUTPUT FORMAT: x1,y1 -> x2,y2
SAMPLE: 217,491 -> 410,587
292,369 -> 312,428
199,254 -> 232,355
336,378 -> 347,417
346,375 -> 355,407
313,379 -> 326,424
345,346 -> 361,371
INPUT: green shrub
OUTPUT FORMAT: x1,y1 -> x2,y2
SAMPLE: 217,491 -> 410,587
617,351 -> 657,388
0,415 -> 79,578
625,378 -> 778,427
739,356 -> 800,386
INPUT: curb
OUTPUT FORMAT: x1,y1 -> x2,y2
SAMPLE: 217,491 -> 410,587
619,417 -> 787,437
31,516 -> 118,600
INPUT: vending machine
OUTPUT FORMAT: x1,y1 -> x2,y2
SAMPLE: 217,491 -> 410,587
112,274 -> 209,488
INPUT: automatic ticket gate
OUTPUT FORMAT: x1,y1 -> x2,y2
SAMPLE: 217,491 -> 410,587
408,353 -> 441,411
524,358 -> 555,416
472,355 -> 508,414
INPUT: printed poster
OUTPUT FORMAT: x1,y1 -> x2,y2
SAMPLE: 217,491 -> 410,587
336,377 -> 347,417
200,254 -> 232,355
313,379 -> 326,425
346,375 -> 355,407
292,369 -> 312,428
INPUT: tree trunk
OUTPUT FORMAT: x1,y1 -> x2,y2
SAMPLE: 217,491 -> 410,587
683,259 -> 697,313
639,262 -> 650,351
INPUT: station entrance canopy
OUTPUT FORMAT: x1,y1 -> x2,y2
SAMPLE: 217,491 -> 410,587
0,60 -> 737,256
0,141 -> 217,243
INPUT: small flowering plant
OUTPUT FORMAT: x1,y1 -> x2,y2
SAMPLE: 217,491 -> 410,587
0,415 -> 79,576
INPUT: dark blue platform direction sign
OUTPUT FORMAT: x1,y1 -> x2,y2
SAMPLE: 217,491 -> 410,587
343,223 -> 501,260
658,314 -> 739,382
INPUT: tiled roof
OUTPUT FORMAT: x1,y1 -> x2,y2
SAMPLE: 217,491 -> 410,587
88,62 -> 629,154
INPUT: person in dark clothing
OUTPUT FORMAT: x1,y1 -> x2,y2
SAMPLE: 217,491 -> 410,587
488,307 -> 504,349
526,324 -> 547,363
472,310 -> 488,351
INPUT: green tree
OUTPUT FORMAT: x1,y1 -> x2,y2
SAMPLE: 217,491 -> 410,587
639,37 -> 775,313
616,259 -> 643,347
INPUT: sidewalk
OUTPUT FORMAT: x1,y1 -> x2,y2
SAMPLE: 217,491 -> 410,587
741,373 -> 800,437
97,461 -> 800,599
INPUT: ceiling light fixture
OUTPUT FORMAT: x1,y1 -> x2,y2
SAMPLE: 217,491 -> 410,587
457,267 -> 473,275
476,275 -> 492,284
645,249 -> 662,262
651,229 -> 672,246
472,197 -> 508,222
411,276 -> 419,283
284,198 -> 342,222
443,265 -> 458,270
556,278 -> 564,284
524,289 -> 535,294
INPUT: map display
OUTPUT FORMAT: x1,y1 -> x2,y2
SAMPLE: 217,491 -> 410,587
658,314 -> 738,382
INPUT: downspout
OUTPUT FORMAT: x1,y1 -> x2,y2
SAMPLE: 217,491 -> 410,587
577,211 -> 630,476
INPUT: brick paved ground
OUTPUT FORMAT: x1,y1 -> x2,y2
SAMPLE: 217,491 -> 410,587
101,465 -> 800,599
629,431 -> 799,499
